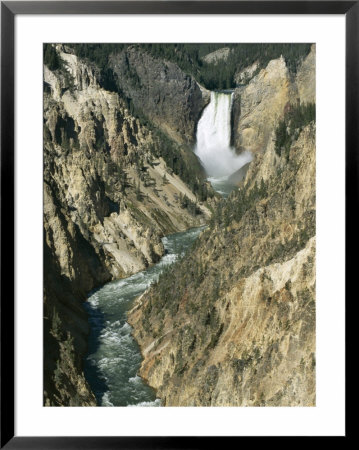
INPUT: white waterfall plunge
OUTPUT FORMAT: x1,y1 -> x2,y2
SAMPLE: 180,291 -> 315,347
195,91 -> 252,179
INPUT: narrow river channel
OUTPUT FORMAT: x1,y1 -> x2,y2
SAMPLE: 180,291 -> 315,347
84,226 -> 205,406
83,89 -> 251,406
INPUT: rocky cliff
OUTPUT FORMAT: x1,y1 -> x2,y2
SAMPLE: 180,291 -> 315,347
128,48 -> 316,407
202,47 -> 232,64
232,44 -> 315,154
109,46 -> 210,146
129,122 -> 316,406
43,45 -> 211,406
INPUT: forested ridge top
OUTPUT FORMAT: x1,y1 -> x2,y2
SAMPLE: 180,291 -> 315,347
53,43 -> 312,90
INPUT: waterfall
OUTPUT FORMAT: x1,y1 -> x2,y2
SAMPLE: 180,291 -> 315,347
195,91 -> 252,178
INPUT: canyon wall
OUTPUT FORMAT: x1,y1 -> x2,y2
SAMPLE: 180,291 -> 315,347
129,123 -> 316,406
109,46 -> 210,146
232,44 -> 315,154
43,45 -> 211,405
129,47 -> 316,406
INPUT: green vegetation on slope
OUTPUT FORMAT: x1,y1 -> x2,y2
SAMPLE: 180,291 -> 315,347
44,43 -> 63,70
140,43 -> 312,89
274,103 -> 315,158
46,44 -> 211,203
44,44 -> 74,91
150,119 -> 315,305
129,121 -> 316,406
71,43 -> 312,90
150,128 -> 212,202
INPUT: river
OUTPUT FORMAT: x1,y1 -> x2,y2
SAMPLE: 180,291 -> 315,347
84,226 -> 205,406
84,90 -> 251,406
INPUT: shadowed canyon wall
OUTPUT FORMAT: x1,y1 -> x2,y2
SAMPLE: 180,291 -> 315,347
43,45 -> 211,405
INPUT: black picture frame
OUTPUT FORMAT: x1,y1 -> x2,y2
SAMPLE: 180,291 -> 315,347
1,1 -> 354,447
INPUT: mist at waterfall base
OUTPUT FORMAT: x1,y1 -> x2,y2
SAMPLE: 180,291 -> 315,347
195,91 -> 252,195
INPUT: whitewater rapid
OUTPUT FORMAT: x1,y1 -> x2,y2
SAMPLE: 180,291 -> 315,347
83,227 -> 205,406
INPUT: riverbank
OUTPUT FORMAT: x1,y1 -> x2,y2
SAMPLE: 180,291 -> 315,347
83,226 -> 205,406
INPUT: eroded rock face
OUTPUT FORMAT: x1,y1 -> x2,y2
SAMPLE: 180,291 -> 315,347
43,46 -> 211,406
233,56 -> 293,154
202,47 -> 232,64
232,45 -> 315,154
296,44 -> 316,105
109,46 -> 210,146
234,61 -> 259,85
129,121 -> 316,406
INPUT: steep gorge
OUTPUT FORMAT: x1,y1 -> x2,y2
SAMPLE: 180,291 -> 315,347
43,45 -> 212,405
128,47 -> 316,406
43,44 -> 316,407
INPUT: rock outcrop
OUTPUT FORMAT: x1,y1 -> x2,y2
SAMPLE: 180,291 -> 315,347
43,45 -> 211,406
234,61 -> 259,85
295,44 -> 316,105
228,162 -> 251,184
109,46 -> 210,146
232,56 -> 293,154
202,47 -> 232,64
232,44 -> 315,154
